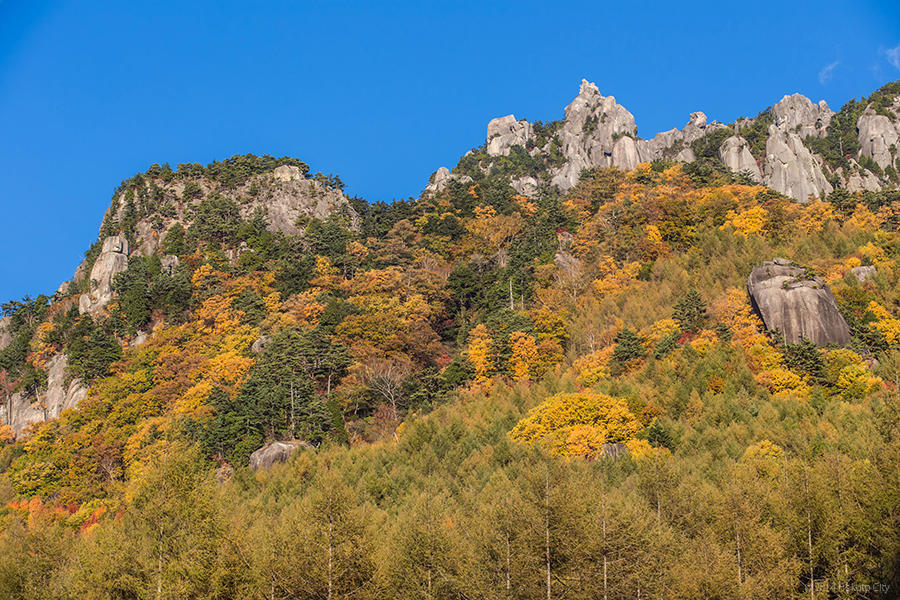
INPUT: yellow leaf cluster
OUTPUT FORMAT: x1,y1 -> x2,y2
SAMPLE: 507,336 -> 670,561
755,368 -> 808,398
509,332 -> 537,382
742,439 -> 784,477
466,324 -> 494,384
846,204 -> 882,231
572,346 -> 614,387
867,301 -> 900,345
509,391 -> 642,458
591,258 -> 641,298
721,206 -> 768,237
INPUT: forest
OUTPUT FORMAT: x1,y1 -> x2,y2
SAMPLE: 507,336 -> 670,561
0,155 -> 898,599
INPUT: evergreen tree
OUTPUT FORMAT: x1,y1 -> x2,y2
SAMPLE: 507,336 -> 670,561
673,288 -> 708,332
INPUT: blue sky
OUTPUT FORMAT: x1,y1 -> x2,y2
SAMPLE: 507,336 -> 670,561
1,0 -> 899,301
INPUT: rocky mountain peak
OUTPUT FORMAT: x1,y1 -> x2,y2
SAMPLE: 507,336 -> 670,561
772,93 -> 832,139
486,114 -> 533,157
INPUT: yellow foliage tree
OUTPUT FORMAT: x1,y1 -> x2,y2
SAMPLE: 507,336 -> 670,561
867,301 -> 900,345
466,324 -> 494,383
509,391 -> 642,458
722,205 -> 768,237
508,332 -> 537,382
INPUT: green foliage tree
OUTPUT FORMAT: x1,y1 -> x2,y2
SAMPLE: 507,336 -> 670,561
673,288 -> 708,333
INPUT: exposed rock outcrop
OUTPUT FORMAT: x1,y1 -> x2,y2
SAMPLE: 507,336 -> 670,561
763,126 -> 832,202
549,80 -> 639,190
719,135 -> 762,182
249,440 -> 313,471
851,265 -> 877,283
857,107 -> 900,170
79,236 -> 129,315
843,161 -> 883,192
747,258 -> 851,346
459,80 -> 899,203
99,164 -> 359,266
511,176 -> 541,197
0,316 -> 10,352
425,167 -> 473,193
160,254 -> 180,275
0,353 -> 88,437
772,94 -> 832,139
486,115 -> 533,157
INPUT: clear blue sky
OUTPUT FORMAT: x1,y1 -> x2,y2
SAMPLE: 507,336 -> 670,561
1,0 -> 899,301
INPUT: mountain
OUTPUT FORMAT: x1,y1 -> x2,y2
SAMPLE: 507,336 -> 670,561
0,82 -> 898,598
428,79 -> 900,203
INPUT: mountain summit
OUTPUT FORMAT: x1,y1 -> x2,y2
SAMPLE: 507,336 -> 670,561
429,79 -> 900,203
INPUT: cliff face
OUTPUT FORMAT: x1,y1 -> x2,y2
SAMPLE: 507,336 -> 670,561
429,80 -> 900,203
69,161 -> 358,316
0,353 -> 88,437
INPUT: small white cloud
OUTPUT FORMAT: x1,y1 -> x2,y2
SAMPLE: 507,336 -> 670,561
818,60 -> 839,85
885,44 -> 900,70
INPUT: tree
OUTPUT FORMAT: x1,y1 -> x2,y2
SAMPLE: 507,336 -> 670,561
611,328 -> 646,374
673,288 -> 708,333
510,391 -> 642,458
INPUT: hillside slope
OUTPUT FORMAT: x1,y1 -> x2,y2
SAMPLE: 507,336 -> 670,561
0,85 -> 899,597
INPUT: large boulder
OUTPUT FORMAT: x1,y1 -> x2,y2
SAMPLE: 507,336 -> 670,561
249,440 -> 313,471
747,258 -> 851,346
79,236 -> 129,314
850,265 -> 877,283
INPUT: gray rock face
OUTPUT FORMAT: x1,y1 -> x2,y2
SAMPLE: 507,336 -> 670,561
457,80 -> 896,204
549,80 -> 639,190
857,108 -> 899,170
486,115 -> 533,157
850,265 -> 877,283
510,176 -> 541,197
251,335 -> 271,354
79,236 -> 129,314
763,126 -> 833,202
747,258 -> 851,346
250,166 -> 353,235
249,440 -> 313,471
0,353 -> 88,437
0,316 -> 10,353
160,254 -> 180,275
97,165 -> 358,269
424,167 -> 473,193
719,135 -> 763,182
772,94 -> 832,139
842,160 -> 883,192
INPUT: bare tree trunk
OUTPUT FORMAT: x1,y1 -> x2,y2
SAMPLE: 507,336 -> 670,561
545,464 -> 551,600
509,277 -> 514,311
327,520 -> 334,600
804,465 -> 815,600
735,521 -> 742,586
601,494 -> 608,600
505,531 -> 511,597
290,381 -> 295,439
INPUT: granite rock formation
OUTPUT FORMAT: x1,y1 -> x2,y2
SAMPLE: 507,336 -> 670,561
249,440 -> 313,471
747,258 -> 851,346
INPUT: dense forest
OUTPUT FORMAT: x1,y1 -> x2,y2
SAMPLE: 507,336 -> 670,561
0,154 -> 899,599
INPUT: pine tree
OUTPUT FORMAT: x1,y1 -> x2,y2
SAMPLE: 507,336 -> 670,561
673,288 -> 708,333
